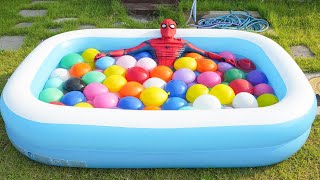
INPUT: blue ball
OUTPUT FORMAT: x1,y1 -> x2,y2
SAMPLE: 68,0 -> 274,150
164,80 -> 188,98
133,51 -> 153,60
162,97 -> 188,110
61,91 -> 86,106
44,77 -> 64,90
95,56 -> 115,70
246,70 -> 268,86
118,96 -> 144,110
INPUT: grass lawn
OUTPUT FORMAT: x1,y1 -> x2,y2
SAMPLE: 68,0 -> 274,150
0,0 -> 320,179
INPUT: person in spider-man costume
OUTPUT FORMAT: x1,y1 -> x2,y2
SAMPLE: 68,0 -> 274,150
94,19 -> 236,67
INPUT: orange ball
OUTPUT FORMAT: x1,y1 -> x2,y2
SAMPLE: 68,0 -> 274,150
119,81 -> 144,98
143,106 -> 161,110
69,63 -> 92,78
150,65 -> 173,82
197,59 -> 217,72
184,53 -> 204,61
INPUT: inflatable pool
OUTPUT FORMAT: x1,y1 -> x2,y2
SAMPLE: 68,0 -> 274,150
0,28 -> 316,168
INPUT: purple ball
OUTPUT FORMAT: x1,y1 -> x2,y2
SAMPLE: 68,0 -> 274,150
254,83 -> 274,97
172,68 -> 196,84
219,51 -> 236,61
187,82 -> 197,88
246,70 -> 268,86
217,62 -> 234,73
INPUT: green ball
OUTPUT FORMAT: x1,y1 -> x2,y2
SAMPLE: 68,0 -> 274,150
257,93 -> 279,107
82,71 -> 106,84
221,81 -> 229,85
60,53 -> 84,69
44,78 -> 64,91
39,88 -> 64,103
224,68 -> 246,82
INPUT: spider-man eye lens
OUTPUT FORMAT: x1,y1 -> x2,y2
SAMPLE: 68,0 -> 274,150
161,24 -> 167,28
169,24 -> 175,29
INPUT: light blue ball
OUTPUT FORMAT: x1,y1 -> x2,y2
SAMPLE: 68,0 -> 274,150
179,106 -> 194,110
44,78 -> 64,91
95,56 -> 115,70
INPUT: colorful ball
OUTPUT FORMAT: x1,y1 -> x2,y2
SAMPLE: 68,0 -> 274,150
83,82 -> 109,100
39,88 -> 63,103
116,55 -> 136,69
174,57 -> 197,71
44,77 -> 64,90
118,96 -> 144,110
187,82 -> 197,88
143,77 -> 167,89
193,94 -> 221,110
179,106 -> 194,110
246,70 -> 268,86
119,81 -> 144,98
229,79 -> 253,94
196,59 -> 217,72
223,68 -> 246,82
172,68 -> 196,84
217,62 -> 234,73
257,94 -> 279,107
164,80 -> 188,98
209,84 -> 235,105
253,83 -> 275,97
64,77 -> 86,92
125,66 -> 149,84
75,102 -> 93,108
95,56 -> 115,70
103,75 -> 127,92
81,48 -> 99,63
49,101 -> 65,106
140,87 -> 168,107
136,57 -> 157,71
162,97 -> 188,110
60,53 -> 84,69
61,91 -> 86,106
50,68 -> 70,81
237,58 -> 256,72
150,65 -> 173,82
186,84 -> 209,103
143,106 -> 161,110
93,93 -> 118,108
133,51 -> 153,60
103,65 -> 126,77
197,72 -> 221,88
184,53 -> 204,61
69,63 -> 92,78
82,71 -> 106,84
232,92 -> 258,108
219,51 -> 236,62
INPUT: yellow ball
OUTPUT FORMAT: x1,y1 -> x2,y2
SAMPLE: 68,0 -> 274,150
81,48 -> 100,63
103,75 -> 127,92
104,65 -> 126,77
74,102 -> 93,108
140,87 -> 168,107
209,84 -> 235,105
174,57 -> 197,71
186,84 -> 209,103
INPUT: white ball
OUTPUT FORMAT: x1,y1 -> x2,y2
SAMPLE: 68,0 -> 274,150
116,55 -> 136,69
136,57 -> 157,71
143,77 -> 167,89
232,92 -> 258,108
193,94 -> 221,110
50,68 -> 70,81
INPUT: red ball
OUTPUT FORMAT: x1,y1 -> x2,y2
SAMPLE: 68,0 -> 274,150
229,79 -> 253,94
125,66 -> 149,84
215,71 -> 224,81
49,101 -> 65,106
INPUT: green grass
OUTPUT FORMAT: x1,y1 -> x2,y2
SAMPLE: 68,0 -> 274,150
0,0 -> 320,179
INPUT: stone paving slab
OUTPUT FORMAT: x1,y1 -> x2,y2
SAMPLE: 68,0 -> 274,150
0,36 -> 25,50
19,10 -> 47,17
53,18 -> 78,23
290,45 -> 315,58
15,22 -> 33,28
79,25 -> 96,29
31,1 -> 55,5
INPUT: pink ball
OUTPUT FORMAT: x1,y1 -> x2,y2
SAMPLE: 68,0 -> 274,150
116,55 -> 137,69
253,83 -> 275,97
197,72 -> 221,88
219,51 -> 236,62
83,83 -> 109,100
93,93 -> 118,108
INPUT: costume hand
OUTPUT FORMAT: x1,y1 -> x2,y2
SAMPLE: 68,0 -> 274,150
94,53 -> 107,61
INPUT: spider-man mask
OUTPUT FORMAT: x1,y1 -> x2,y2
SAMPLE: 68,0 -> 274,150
160,19 -> 177,39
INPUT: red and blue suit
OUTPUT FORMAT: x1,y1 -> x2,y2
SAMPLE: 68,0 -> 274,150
95,19 -> 236,67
